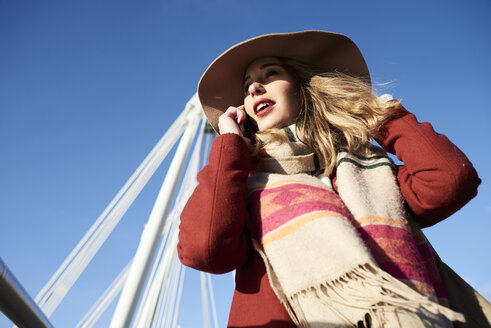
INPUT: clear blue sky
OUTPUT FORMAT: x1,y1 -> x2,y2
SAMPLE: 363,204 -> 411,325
1,0 -> 490,327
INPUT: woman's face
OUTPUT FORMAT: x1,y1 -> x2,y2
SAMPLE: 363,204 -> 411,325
243,57 -> 301,131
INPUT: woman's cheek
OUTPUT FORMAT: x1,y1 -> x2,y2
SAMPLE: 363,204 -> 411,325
244,101 -> 255,118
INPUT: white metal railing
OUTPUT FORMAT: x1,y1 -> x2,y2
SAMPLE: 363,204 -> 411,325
0,258 -> 54,328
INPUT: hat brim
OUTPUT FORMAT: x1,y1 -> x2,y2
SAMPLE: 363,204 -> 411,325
198,30 -> 370,132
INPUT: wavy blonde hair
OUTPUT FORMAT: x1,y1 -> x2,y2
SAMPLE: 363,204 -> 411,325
250,57 -> 401,176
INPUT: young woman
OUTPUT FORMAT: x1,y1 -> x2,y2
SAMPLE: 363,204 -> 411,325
177,31 -> 486,327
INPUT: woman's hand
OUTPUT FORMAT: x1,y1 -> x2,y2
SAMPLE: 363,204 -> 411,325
217,105 -> 250,143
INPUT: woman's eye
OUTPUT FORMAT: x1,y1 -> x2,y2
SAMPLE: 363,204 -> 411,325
265,69 -> 278,77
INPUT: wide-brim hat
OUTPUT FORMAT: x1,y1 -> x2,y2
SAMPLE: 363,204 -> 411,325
198,30 -> 370,132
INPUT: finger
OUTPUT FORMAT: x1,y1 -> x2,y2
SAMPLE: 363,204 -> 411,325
224,106 -> 238,117
236,106 -> 246,124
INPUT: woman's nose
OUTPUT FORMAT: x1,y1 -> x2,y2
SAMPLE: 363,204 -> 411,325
248,82 -> 265,96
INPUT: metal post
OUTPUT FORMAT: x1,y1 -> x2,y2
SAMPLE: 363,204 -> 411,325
200,272 -> 210,328
171,266 -> 186,328
0,258 -> 54,328
109,110 -> 200,328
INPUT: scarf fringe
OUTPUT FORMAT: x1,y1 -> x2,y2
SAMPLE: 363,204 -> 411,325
284,263 -> 464,328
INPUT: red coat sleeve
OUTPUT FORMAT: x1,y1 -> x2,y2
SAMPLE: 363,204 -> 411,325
178,133 -> 253,274
375,104 -> 481,228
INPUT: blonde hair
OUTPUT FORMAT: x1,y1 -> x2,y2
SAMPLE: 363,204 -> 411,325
250,58 -> 401,176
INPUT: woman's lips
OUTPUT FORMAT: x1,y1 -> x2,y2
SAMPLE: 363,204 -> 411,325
256,104 -> 274,117
254,98 -> 275,116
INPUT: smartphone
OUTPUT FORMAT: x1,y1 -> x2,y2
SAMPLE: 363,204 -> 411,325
240,113 -> 257,142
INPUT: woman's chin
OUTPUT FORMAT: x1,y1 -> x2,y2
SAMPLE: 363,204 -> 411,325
257,119 -> 294,131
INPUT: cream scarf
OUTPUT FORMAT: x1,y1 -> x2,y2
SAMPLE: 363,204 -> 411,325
246,126 -> 465,328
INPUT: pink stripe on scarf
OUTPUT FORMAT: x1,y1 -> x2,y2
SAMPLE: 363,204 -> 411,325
417,243 -> 449,300
259,201 -> 347,238
358,224 -> 436,296
249,183 -> 349,238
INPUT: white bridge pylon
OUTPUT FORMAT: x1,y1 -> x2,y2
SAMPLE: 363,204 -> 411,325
33,94 -> 222,328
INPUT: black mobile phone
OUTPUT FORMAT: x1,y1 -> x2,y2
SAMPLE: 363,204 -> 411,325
240,114 -> 257,142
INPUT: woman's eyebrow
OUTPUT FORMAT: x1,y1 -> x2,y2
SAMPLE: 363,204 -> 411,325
243,63 -> 282,83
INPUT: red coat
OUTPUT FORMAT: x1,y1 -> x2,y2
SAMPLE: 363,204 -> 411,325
178,106 -> 480,328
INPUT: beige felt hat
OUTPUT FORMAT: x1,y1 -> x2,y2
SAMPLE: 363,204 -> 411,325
198,30 -> 370,132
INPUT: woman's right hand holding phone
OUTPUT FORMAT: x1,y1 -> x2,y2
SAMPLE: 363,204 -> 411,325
218,105 -> 250,144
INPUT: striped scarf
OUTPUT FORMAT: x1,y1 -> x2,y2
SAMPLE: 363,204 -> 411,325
246,126 -> 464,327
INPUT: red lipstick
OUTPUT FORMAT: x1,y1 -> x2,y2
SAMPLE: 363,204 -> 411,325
253,98 -> 275,116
